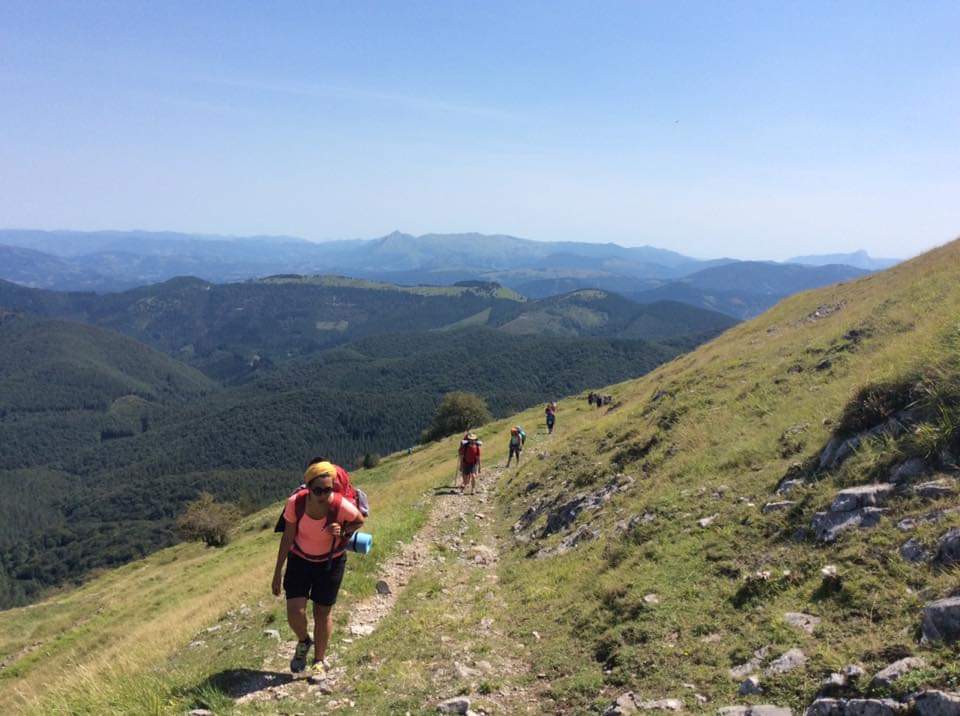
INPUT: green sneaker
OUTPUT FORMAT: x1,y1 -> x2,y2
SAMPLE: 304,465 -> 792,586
290,637 -> 312,673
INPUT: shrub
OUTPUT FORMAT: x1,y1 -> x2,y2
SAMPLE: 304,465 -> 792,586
175,492 -> 241,548
362,452 -> 381,469
420,391 -> 492,443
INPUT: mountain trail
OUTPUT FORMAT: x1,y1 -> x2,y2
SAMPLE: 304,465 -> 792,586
234,442 -> 550,713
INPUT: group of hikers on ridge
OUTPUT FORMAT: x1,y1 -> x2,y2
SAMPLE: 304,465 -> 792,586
455,401 -> 557,490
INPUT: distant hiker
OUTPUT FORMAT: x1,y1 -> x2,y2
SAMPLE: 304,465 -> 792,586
459,432 -> 482,494
587,392 -> 596,406
545,401 -> 557,434
272,460 -> 365,677
507,425 -> 526,467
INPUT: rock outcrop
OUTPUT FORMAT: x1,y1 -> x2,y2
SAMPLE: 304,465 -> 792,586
921,596 -> 960,644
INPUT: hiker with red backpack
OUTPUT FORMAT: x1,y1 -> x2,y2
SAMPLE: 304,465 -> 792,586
458,432 -> 482,494
545,401 -> 557,434
272,459 -> 366,677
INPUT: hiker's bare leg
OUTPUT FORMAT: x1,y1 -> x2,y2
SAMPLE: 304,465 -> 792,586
313,603 -> 334,662
286,597 -> 309,641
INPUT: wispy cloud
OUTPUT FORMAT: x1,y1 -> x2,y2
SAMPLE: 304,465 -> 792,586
194,76 -> 516,120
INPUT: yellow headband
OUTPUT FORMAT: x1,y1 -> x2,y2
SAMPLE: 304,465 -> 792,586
304,461 -> 336,485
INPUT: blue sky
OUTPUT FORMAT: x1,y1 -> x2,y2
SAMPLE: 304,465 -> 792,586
1,1 -> 957,260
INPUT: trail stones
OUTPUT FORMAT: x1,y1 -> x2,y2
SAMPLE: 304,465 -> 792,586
763,501 -> 796,513
262,629 -> 280,640
921,596 -> 960,644
349,623 -> 375,637
765,648 -> 806,676
831,485 -> 893,512
375,580 -> 392,595
899,538 -> 930,563
935,528 -> 960,566
783,612 -> 821,635
871,656 -> 926,687
437,696 -> 471,714
699,514 -> 719,528
812,507 -> 886,542
739,676 -> 763,695
468,545 -> 498,565
914,690 -> 960,716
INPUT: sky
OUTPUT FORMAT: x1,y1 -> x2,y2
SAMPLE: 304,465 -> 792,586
1,1 -> 958,260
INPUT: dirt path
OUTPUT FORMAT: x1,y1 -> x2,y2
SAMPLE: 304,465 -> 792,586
236,449 -> 547,712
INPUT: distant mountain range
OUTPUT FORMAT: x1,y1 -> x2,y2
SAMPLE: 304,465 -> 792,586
0,229 -> 896,318
787,249 -> 900,270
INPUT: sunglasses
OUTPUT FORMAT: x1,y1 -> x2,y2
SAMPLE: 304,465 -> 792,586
310,484 -> 333,496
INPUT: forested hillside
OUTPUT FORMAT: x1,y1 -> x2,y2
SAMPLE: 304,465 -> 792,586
0,312 -> 684,609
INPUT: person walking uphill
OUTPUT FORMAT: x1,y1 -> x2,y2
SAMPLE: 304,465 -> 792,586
272,461 -> 365,676
507,425 -> 525,467
545,401 -> 557,434
459,432 -> 482,494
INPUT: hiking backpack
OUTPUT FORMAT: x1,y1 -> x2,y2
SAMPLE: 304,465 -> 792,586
274,463 -> 369,533
462,441 -> 481,465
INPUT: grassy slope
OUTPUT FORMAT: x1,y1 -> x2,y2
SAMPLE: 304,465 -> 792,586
2,239 -> 959,714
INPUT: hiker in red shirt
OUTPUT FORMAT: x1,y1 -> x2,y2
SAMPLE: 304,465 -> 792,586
272,461 -> 365,677
458,432 -> 482,494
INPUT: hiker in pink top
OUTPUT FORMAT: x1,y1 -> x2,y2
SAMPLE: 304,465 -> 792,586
272,461 -> 364,676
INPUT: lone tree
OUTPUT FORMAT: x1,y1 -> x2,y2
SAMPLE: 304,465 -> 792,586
422,391 -> 492,443
176,492 -> 241,547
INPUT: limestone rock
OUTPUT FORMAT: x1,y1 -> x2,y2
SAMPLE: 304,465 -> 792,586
899,538 -> 930,563
805,699 -> 907,716
644,593 -> 661,605
604,692 -> 639,715
889,457 -> 926,484
763,501 -> 797,514
778,479 -> 805,496
936,528 -> 960,566
871,656 -> 926,687
635,698 -> 684,711
914,479 -> 956,500
812,508 -> 886,542
921,596 -> 960,644
730,646 -> 771,679
262,629 -> 280,640
189,711 -> 215,716
375,580 -> 392,595
830,484 -> 893,512
783,612 -> 821,635
765,648 -> 806,676
437,696 -> 471,714
719,706 -> 792,716
913,690 -> 960,716
698,514 -> 719,528
739,676 -> 763,695
556,525 -> 599,554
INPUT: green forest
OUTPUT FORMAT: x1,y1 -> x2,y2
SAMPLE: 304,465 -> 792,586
0,303 -> 705,608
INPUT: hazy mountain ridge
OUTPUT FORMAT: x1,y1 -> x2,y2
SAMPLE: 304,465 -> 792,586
0,230 -> 888,320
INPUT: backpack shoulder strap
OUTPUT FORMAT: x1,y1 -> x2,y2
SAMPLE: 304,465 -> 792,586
294,489 -> 309,523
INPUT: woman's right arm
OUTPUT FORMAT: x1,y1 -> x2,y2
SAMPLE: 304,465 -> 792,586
272,520 -> 296,595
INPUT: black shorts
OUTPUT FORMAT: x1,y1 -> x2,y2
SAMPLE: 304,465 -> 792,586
462,462 -> 479,475
283,552 -> 347,606
509,444 -> 522,457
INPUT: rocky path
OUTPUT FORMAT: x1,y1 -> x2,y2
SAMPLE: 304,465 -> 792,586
234,451 -> 547,713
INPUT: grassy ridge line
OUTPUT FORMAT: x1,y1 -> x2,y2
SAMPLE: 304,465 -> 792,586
484,240 -> 960,711
0,433 -> 475,713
